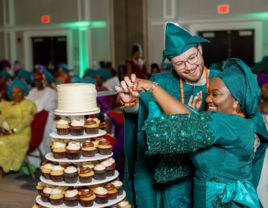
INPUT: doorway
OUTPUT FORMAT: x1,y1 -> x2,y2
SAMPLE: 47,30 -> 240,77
31,36 -> 67,70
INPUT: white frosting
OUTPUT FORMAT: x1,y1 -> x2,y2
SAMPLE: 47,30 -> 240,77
82,164 -> 94,169
53,142 -> 66,149
43,164 -> 54,170
38,182 -> 46,186
57,119 -> 69,125
101,160 -> 112,167
72,140 -> 81,146
94,187 -> 107,195
71,119 -> 84,127
67,142 -> 80,150
43,187 -> 53,194
112,181 -> 123,187
65,190 -> 78,198
64,166 -> 78,173
118,201 -> 129,207
94,164 -> 105,171
61,117 -> 71,122
57,83 -> 98,112
50,188 -> 62,195
108,158 -> 115,163
52,166 -> 64,171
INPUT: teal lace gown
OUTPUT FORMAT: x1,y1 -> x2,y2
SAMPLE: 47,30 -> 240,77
123,69 -> 220,208
143,111 -> 261,208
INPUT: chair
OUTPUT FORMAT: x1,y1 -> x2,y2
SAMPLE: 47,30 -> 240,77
25,110 -> 49,179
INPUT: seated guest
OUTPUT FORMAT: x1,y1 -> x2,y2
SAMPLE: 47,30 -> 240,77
18,69 -> 33,90
71,75 -> 82,83
118,64 -> 127,82
43,70 -> 55,89
150,63 -> 160,76
82,76 -> 96,85
96,61 -> 111,82
26,72 -> 57,166
55,63 -> 72,85
96,74 -> 108,91
104,68 -> 120,89
0,71 -> 11,102
84,68 -> 97,79
0,59 -> 11,71
0,79 -> 37,177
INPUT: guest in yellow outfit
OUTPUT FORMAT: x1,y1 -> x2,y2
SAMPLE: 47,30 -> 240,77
0,79 -> 37,176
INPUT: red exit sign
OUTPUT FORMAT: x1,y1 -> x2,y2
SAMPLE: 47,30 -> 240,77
41,15 -> 50,23
218,5 -> 229,14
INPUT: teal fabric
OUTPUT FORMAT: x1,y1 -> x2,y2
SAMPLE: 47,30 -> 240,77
58,63 -> 70,73
84,68 -> 97,78
162,22 -> 209,63
82,77 -> 96,85
209,62 -> 223,70
217,58 -> 268,189
262,56 -> 268,63
96,67 -> 111,82
43,70 -> 54,84
143,111 -> 260,207
71,75 -> 82,83
0,71 -> 11,78
7,79 -> 29,99
123,69 -> 220,208
18,69 -> 32,83
252,62 -> 267,74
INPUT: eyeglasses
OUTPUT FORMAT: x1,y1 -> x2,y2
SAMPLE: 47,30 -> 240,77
173,50 -> 199,71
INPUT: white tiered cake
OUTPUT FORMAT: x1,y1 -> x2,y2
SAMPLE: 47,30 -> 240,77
56,83 -> 99,113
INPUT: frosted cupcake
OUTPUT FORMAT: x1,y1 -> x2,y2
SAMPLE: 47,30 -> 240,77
85,118 -> 100,134
51,165 -> 65,182
49,188 -> 64,205
66,141 -> 81,160
80,189 -> 96,207
104,183 -> 118,200
42,163 -> 54,180
36,182 -> 46,195
52,142 -> 66,159
82,141 -> 96,157
94,187 -> 109,204
64,189 -> 79,207
98,140 -> 112,155
56,119 -> 70,135
64,166 -> 78,183
117,198 -> 131,208
101,160 -> 115,176
112,180 -> 124,196
94,164 -> 106,180
70,119 -> 84,136
41,186 -> 53,202
79,166 -> 94,183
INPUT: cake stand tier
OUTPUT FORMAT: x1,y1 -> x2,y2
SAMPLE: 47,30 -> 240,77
45,152 -> 113,163
36,191 -> 126,208
50,130 -> 106,139
54,109 -> 100,116
40,171 -> 119,186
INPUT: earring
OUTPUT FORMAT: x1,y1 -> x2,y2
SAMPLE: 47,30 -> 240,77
232,103 -> 238,114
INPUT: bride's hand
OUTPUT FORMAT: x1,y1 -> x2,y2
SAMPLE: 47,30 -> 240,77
187,91 -> 203,112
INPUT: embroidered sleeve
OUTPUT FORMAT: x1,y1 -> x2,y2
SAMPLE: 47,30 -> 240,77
154,153 -> 194,183
142,112 -> 215,155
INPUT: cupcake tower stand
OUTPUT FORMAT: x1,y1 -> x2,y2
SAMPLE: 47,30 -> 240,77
35,110 -> 126,208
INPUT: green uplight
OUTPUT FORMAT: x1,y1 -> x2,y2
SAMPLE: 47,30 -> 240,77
61,21 -> 106,29
240,12 -> 268,19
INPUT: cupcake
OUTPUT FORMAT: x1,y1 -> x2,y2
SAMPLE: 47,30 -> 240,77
42,163 -> 54,180
66,141 -> 81,160
41,186 -> 53,202
91,140 -> 100,154
70,119 -> 84,136
49,188 -> 64,205
85,118 -> 100,134
82,161 -> 95,169
52,142 -> 66,159
94,187 -> 109,204
101,160 -> 115,176
51,165 -> 65,182
93,164 -> 106,180
40,160 -> 53,176
79,166 -> 94,183
82,141 -> 96,157
112,180 -> 124,196
56,119 -> 70,135
104,183 -> 118,200
98,140 -> 112,155
80,189 -> 96,207
62,117 -> 71,125
50,138 -> 59,151
118,198 -> 131,208
64,166 -> 79,183
64,189 -> 79,207
36,182 -> 46,195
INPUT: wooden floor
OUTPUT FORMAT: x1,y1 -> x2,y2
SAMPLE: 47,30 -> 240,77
0,172 -> 37,208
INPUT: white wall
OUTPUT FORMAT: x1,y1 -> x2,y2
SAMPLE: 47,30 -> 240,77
147,0 -> 268,65
0,0 -> 112,75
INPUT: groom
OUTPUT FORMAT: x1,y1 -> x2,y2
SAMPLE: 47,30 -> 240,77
116,22 -> 220,208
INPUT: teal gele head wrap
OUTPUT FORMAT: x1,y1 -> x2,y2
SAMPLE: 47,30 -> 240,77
71,75 -> 82,83
252,62 -> 267,74
82,77 -> 96,85
216,58 -> 268,139
7,79 -> 29,100
0,70 -> 11,79
58,63 -> 71,74
210,62 -> 223,70
162,22 -> 210,63
43,70 -> 54,84
84,68 -> 97,78
262,56 -> 268,63
18,69 -> 32,84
